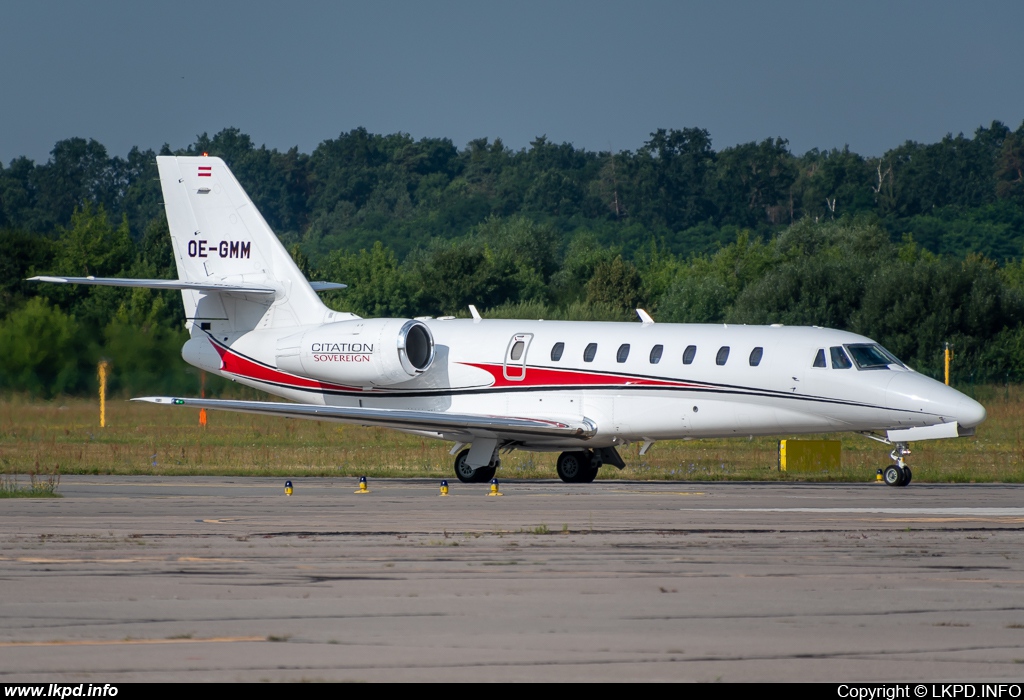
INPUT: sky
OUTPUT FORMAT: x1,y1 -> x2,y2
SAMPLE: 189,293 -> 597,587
2,1 -> 1023,165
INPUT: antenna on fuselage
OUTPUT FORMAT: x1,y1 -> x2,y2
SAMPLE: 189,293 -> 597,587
636,308 -> 654,326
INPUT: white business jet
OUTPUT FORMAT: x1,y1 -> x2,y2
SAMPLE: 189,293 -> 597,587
31,156 -> 987,487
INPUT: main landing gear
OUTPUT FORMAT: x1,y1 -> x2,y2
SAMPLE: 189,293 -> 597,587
556,450 -> 600,483
453,448 -> 498,483
883,442 -> 913,487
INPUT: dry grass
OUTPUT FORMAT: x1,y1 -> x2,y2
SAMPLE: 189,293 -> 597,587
0,472 -> 61,498
0,384 -> 1021,482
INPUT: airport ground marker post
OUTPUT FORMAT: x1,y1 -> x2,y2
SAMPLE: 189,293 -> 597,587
199,371 -> 208,426
355,476 -> 370,494
440,480 -> 449,496
98,360 -> 110,428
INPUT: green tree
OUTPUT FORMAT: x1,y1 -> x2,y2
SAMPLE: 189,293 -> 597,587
318,242 -> 419,318
585,255 -> 641,311
0,298 -> 86,396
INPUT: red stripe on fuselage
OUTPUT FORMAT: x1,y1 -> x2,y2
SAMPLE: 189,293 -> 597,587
205,339 -> 706,395
460,362 -> 706,389
209,339 -> 359,392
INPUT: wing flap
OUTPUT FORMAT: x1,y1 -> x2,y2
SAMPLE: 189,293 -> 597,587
133,396 -> 597,441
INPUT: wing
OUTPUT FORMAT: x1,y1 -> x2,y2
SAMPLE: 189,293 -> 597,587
133,396 -> 597,442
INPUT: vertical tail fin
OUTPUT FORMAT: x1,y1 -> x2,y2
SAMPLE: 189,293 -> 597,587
157,155 -> 332,331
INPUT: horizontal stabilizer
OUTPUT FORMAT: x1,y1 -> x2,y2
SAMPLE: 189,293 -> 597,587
309,281 -> 347,291
28,276 -> 276,294
133,396 -> 597,441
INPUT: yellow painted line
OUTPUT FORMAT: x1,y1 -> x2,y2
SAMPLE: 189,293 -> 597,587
0,636 -> 265,648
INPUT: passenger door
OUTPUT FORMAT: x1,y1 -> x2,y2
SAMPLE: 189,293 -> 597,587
503,333 -> 533,381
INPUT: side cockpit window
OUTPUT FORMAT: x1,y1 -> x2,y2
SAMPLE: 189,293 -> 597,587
830,346 -> 852,369
813,349 -> 826,368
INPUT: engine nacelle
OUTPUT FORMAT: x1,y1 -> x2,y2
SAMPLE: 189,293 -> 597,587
276,318 -> 434,386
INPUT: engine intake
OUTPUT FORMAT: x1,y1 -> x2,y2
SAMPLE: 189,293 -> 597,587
276,318 -> 434,386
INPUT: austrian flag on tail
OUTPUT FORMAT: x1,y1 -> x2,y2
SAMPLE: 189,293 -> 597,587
198,166 -> 212,177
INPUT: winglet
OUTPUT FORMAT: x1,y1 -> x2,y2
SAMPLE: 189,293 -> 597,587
636,308 -> 654,325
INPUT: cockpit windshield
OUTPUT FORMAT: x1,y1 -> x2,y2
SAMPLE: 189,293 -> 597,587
845,343 -> 906,370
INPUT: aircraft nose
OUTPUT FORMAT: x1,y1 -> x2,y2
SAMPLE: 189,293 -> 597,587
886,372 -> 987,428
956,397 -> 987,428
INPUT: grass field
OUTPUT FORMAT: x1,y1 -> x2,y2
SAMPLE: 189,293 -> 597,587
0,385 -> 1021,482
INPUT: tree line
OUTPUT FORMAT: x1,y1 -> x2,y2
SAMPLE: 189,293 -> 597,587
2,124 -> 1024,396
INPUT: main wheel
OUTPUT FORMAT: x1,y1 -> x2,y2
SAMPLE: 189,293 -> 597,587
577,464 -> 599,483
883,464 -> 904,487
454,449 -> 476,483
556,451 -> 591,483
475,464 -> 497,483
901,466 -> 912,486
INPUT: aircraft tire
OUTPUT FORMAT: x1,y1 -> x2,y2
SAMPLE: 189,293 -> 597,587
556,451 -> 590,483
901,466 -> 912,486
577,464 -> 599,483
883,465 -> 904,487
454,449 -> 475,483
475,465 -> 497,483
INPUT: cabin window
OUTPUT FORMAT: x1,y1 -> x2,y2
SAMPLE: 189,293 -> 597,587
716,346 -> 730,366
813,348 -> 826,367
616,344 -> 630,363
510,341 -> 525,361
830,346 -> 852,369
550,342 -> 564,362
584,343 -> 598,362
649,344 -> 663,364
683,345 -> 696,365
749,347 -> 763,366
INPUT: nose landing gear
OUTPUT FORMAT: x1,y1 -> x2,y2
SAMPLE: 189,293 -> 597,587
883,443 -> 912,487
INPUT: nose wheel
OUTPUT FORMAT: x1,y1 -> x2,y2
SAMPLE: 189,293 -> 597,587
884,443 -> 913,487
